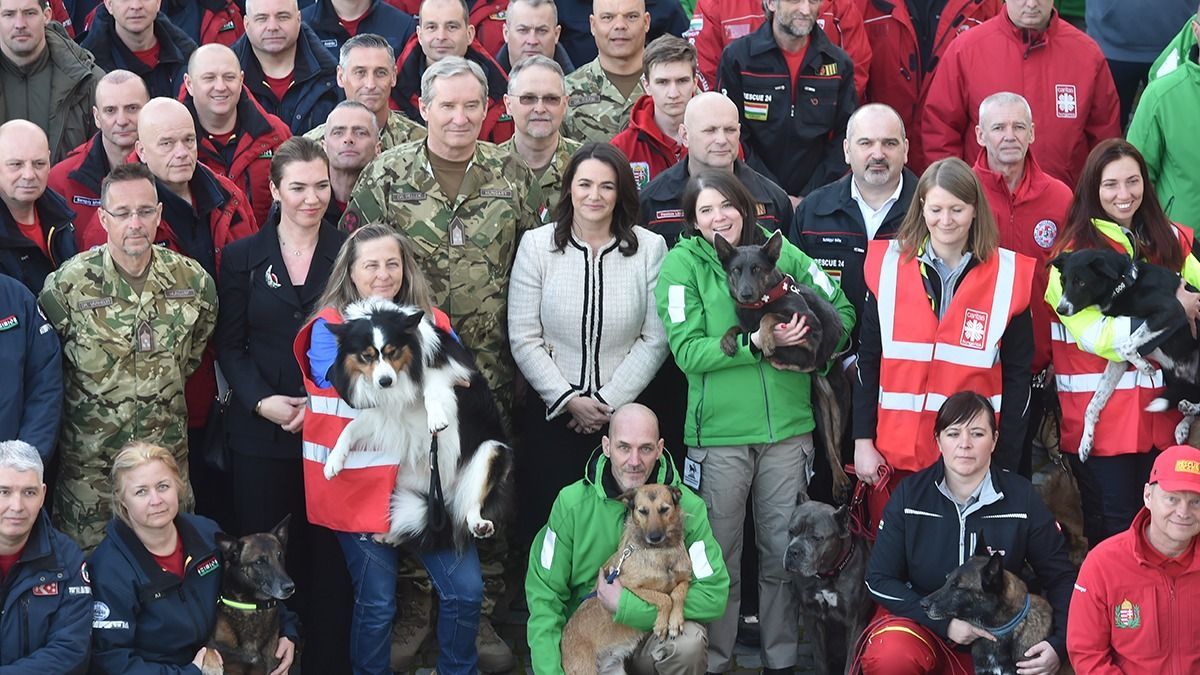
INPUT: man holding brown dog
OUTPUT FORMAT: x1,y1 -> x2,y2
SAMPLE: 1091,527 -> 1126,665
526,403 -> 729,674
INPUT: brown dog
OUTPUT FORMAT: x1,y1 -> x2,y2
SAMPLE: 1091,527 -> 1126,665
560,484 -> 693,675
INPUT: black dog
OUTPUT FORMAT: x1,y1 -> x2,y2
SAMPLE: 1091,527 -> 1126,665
201,516 -> 295,675
921,550 -> 1055,675
1051,248 -> 1200,458
783,499 -> 872,675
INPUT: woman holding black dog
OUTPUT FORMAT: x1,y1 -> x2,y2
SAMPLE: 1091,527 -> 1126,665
853,157 -> 1035,528
654,170 -> 855,673
1047,138 -> 1200,547
862,391 -> 1075,675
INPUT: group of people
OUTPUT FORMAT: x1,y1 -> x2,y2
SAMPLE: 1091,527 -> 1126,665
1,0 -> 1200,672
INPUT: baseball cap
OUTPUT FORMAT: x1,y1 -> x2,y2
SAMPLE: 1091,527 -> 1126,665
1149,445 -> 1200,494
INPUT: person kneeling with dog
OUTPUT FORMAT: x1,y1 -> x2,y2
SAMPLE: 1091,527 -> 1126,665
526,403 -> 730,674
861,391 -> 1075,675
1067,444 -> 1200,673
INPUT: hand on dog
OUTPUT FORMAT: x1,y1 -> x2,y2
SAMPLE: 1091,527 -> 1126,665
946,618 -> 995,646
771,313 -> 810,348
596,567 -> 623,614
1177,280 -> 1200,339
269,637 -> 296,675
566,396 -> 612,435
1016,641 -> 1060,675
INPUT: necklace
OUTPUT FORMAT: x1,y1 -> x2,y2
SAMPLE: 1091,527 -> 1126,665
279,232 -> 316,258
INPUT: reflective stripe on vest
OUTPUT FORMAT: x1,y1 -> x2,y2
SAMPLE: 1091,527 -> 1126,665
309,394 -> 359,419
879,391 -> 1005,413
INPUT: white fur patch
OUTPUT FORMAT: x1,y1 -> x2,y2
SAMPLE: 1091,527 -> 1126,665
688,540 -> 713,579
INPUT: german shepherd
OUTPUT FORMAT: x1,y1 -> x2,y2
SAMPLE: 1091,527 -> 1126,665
921,551 -> 1055,675
560,484 -> 693,675
200,516 -> 295,675
714,230 -> 852,501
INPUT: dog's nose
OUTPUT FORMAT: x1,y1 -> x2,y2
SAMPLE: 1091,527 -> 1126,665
378,375 -> 393,388
647,532 -> 664,545
919,597 -> 932,609
279,581 -> 296,599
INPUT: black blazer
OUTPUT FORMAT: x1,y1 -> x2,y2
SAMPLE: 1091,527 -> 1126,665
215,212 -> 346,458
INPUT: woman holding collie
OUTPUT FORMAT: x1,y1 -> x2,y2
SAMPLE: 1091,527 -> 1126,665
508,143 -> 669,545
293,225 -> 478,674
1046,138 -> 1200,546
853,157 -> 1035,527
654,170 -> 855,672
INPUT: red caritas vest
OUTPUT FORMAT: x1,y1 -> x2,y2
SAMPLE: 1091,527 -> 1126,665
1051,229 -> 1192,457
292,305 -> 452,533
864,240 -> 1034,471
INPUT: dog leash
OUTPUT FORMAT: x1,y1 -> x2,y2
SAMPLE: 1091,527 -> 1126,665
980,594 -> 1032,638
427,433 -> 448,534
845,463 -> 893,542
580,544 -> 638,602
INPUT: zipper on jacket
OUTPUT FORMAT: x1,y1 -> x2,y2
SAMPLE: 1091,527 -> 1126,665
757,364 -> 775,442
695,374 -> 707,447
19,597 -> 29,657
178,587 -> 205,642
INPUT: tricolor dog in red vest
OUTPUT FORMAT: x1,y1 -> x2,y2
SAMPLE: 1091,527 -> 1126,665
1052,248 -> 1200,460
319,298 -> 513,549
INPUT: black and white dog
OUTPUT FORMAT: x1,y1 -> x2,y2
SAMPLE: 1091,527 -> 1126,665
323,298 -> 513,549
1052,248 -> 1200,459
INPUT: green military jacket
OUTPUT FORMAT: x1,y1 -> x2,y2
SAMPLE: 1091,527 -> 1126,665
499,134 -> 582,219
340,140 -> 545,416
38,246 -> 216,549
561,59 -> 644,143
304,110 -> 428,152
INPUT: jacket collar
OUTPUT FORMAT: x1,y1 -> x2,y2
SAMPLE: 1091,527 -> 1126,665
745,17 -> 835,62
93,11 -> 196,67
184,87 -> 278,141
109,514 -> 218,595
584,447 -> 679,499
310,0 -> 379,30
971,147 -> 1057,202
998,9 -> 1062,51
0,186 -> 76,246
247,209 -> 343,308
68,133 -> 113,190
44,22 -> 100,85
12,511 -> 58,576
809,168 -> 916,225
497,42 -> 575,73
235,23 -> 338,86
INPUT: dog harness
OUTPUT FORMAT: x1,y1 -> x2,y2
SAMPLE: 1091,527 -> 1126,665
218,596 -> 277,612
979,593 -> 1032,638
735,274 -> 802,309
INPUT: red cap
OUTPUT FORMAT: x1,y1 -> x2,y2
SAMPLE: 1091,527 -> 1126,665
1149,446 -> 1200,494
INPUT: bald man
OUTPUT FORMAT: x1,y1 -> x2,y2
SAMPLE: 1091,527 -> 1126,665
184,44 -> 292,226
526,403 -> 730,675
0,120 -> 78,294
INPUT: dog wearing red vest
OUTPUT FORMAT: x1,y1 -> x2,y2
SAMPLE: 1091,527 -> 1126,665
322,297 -> 513,549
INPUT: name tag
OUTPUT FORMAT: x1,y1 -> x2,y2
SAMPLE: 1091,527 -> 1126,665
72,195 -> 101,207
655,209 -> 683,219
570,93 -> 601,107
479,188 -> 512,198
78,297 -> 114,311
0,314 -> 16,331
164,288 -> 196,299
390,191 -> 427,203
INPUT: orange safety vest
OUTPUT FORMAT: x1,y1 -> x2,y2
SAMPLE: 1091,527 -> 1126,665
1050,230 -> 1192,457
864,240 -> 1035,471
292,305 -> 452,533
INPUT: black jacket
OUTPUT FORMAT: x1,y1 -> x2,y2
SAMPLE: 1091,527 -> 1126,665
852,254 -> 1034,471
638,158 -> 793,247
215,212 -> 345,459
0,273 -> 62,461
81,9 -> 197,99
233,24 -> 343,136
789,169 -> 917,350
865,462 -> 1076,659
496,42 -> 576,74
301,0 -> 416,62
716,22 -> 857,196
0,187 -> 78,295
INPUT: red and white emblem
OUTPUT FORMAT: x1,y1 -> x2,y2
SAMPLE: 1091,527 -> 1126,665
1055,85 -> 1077,119
960,309 -> 989,350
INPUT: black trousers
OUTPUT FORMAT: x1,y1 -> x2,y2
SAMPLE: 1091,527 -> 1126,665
1068,449 -> 1158,548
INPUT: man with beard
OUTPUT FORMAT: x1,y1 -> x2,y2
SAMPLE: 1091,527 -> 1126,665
499,54 -> 579,215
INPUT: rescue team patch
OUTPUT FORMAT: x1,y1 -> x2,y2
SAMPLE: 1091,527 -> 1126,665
0,314 -> 17,331
1175,458 -> 1200,475
32,582 -> 58,596
1114,599 -> 1140,629
655,209 -> 684,220
1034,219 -> 1058,249
744,100 -> 768,122
1055,84 -> 1078,119
631,162 -> 651,189
197,555 -> 220,577
960,308 -> 989,350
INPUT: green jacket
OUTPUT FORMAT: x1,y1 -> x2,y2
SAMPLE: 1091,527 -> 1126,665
1150,17 -> 1197,81
654,231 -> 854,447
525,450 -> 729,675
1129,47 -> 1200,233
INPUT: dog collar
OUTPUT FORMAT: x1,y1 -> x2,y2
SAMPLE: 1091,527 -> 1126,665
1107,259 -> 1139,304
219,596 -> 277,612
736,274 -> 801,309
817,536 -> 857,579
981,593 -> 1031,638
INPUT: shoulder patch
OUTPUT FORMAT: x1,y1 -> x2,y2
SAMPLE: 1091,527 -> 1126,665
196,555 -> 220,577
0,314 -> 17,331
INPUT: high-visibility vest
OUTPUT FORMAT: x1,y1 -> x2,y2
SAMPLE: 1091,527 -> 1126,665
291,305 -> 452,533
864,240 -> 1035,471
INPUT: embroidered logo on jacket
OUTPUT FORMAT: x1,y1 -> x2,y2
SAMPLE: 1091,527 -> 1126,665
960,309 -> 989,350
1114,599 -> 1140,629
1055,84 -> 1077,119
1033,220 -> 1058,249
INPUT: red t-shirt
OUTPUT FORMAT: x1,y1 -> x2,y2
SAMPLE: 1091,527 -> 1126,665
339,14 -> 365,36
131,42 -> 161,68
151,537 -> 185,578
16,211 -> 48,258
782,41 -> 808,88
264,72 -> 294,103
0,547 -> 23,580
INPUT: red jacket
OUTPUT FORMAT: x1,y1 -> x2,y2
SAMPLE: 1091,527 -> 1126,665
922,12 -> 1121,186
609,95 -> 685,190
691,0 -> 870,97
973,150 -> 1072,372
84,0 -> 243,46
47,133 -> 114,228
1068,508 -> 1200,675
469,0 -> 507,57
183,89 -> 292,227
392,35 -> 514,145
860,0 -> 1001,171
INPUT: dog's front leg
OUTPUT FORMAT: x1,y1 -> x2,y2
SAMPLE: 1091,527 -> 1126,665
627,588 -> 675,640
1080,360 -> 1127,462
1176,400 -> 1200,443
1115,324 -> 1164,377
667,580 -> 689,638
324,419 -> 363,479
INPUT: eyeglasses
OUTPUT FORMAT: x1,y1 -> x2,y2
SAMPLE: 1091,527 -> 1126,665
101,206 -> 159,222
515,94 -> 563,106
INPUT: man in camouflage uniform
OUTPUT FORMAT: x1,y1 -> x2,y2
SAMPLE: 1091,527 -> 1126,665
501,54 -> 581,217
304,33 -> 426,151
560,0 -> 649,142
341,56 -> 542,672
38,162 -> 216,552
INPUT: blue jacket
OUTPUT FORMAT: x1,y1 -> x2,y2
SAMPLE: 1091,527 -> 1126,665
233,24 -> 344,136
0,511 -> 91,673
80,9 -> 197,99
0,274 -> 62,461
301,0 -> 416,62
0,187 -> 78,297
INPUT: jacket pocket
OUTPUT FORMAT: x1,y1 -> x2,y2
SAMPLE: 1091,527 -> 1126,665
795,76 -> 841,131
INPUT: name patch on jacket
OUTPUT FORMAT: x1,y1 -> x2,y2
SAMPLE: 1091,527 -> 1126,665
390,191 -> 427,203
0,314 -> 16,331
570,94 -> 601,107
322,39 -> 339,48
960,309 -> 989,350
165,288 -> 196,299
197,555 -> 220,577
72,195 -> 101,207
32,582 -> 58,596
78,297 -> 114,311
655,209 -> 683,220
479,188 -> 512,198
220,20 -> 236,32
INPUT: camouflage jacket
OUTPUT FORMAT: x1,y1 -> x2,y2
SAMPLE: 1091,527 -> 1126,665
561,59 -> 644,143
499,134 -> 582,220
340,140 -> 545,415
304,110 -> 428,153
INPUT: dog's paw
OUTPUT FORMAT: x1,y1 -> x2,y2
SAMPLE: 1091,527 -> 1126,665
719,331 -> 739,356
470,518 -> 495,538
426,403 -> 450,435
653,618 -> 670,641
667,614 -> 685,639
323,453 -> 346,480
1078,434 -> 1094,463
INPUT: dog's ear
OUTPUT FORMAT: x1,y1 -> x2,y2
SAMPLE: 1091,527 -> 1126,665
833,503 -> 851,532
400,309 -> 426,332
764,230 -> 783,263
271,514 -> 292,547
668,486 -> 682,506
215,531 -> 241,561
1089,252 -> 1129,280
1049,252 -> 1068,272
973,531 -> 989,558
325,320 -> 350,341
713,233 -> 737,263
981,552 -> 1006,594
618,488 -> 638,511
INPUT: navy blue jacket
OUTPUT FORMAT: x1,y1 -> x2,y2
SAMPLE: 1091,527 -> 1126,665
556,0 -> 688,72
233,24 -> 343,136
0,274 -> 62,461
301,0 -> 416,62
0,187 -> 78,297
80,9 -> 198,99
0,511 -> 91,673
